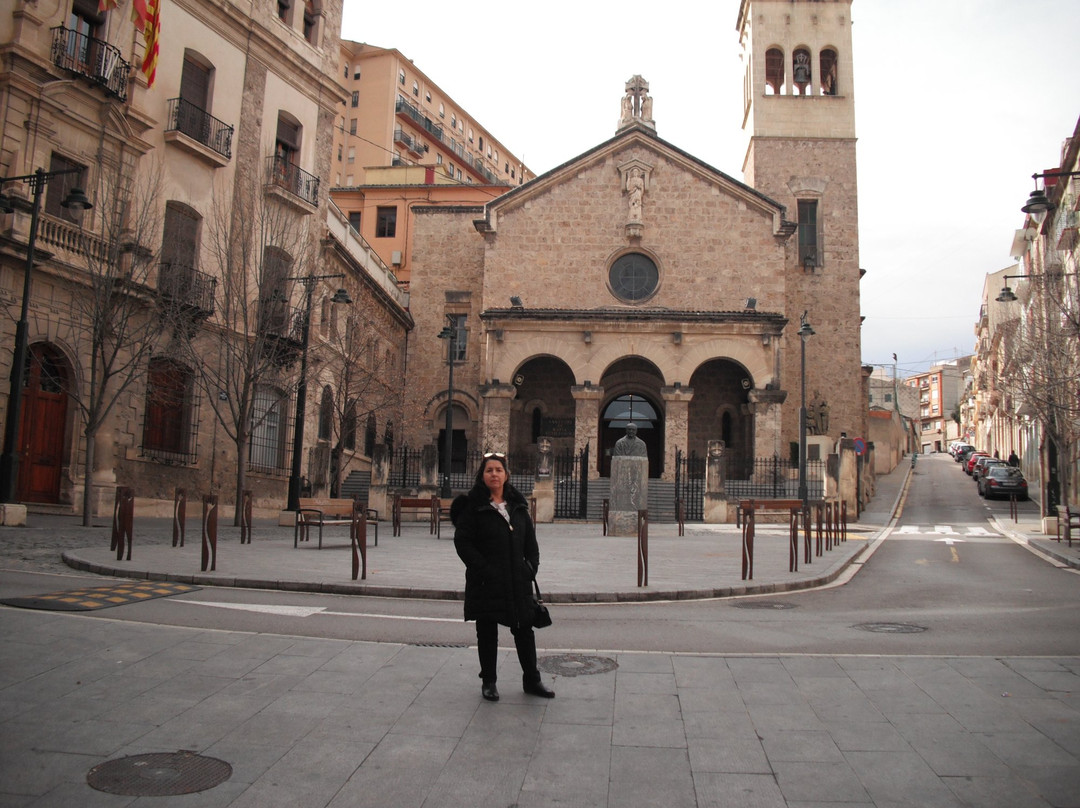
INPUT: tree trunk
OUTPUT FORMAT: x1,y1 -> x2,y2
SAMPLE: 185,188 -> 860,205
82,431 -> 95,527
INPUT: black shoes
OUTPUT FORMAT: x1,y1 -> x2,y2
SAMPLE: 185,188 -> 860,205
523,680 -> 555,698
481,682 -> 499,702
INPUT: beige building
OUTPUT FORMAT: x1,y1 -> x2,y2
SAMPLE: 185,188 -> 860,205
1,0 -> 412,518
403,0 -> 867,490
331,42 -> 532,285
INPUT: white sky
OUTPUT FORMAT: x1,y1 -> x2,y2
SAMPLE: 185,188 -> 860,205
341,0 -> 1079,377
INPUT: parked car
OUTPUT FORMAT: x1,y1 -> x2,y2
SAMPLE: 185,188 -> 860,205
972,457 -> 1006,482
980,466 -> 1029,500
951,442 -> 974,459
965,452 -> 990,475
957,446 -> 979,464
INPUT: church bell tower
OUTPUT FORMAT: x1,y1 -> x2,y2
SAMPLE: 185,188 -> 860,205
737,0 -> 865,448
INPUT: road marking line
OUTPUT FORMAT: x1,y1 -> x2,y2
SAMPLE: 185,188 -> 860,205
172,599 -> 461,623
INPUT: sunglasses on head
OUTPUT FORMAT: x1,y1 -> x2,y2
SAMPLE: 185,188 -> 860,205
483,452 -> 507,460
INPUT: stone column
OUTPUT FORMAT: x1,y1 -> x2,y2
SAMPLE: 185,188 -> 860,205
571,383 -> 604,478
367,444 -> 389,520
479,382 -> 517,452
703,440 -> 731,523
660,384 -> 693,482
747,388 -> 787,459
532,436 -> 554,522
610,456 -> 648,535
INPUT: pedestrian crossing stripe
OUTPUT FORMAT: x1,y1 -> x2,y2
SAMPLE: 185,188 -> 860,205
895,526 -> 998,536
1,581 -> 200,612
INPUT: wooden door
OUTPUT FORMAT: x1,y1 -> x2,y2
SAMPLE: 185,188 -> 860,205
16,345 -> 68,503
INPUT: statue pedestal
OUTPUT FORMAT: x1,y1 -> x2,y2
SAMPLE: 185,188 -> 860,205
532,477 -> 554,523
609,456 -> 648,536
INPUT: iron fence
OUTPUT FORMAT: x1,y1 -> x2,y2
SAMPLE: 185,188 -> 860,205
724,455 -> 825,500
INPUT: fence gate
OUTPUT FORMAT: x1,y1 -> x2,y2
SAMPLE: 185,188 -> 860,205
554,446 -> 589,519
675,449 -> 706,521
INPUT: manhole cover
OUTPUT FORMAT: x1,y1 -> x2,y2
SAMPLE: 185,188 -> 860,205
87,752 -> 232,796
732,601 -> 798,610
853,622 -> 928,634
538,654 -> 618,677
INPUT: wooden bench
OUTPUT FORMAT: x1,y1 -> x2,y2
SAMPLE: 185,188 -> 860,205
1058,504 -> 1080,546
392,494 -> 438,537
295,497 -> 378,549
736,499 -> 805,528
435,498 -> 454,539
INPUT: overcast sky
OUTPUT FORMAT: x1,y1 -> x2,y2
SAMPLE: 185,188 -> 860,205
341,0 -> 1079,377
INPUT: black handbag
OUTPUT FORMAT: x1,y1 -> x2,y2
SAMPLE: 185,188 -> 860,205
531,578 -> 552,629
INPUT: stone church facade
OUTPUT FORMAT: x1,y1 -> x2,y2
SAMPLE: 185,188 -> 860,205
404,0 -> 866,483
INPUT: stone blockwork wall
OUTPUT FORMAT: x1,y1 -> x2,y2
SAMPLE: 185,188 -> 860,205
747,135 -> 864,448
404,207 -> 488,447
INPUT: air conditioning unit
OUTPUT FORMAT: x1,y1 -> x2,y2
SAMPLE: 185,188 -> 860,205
391,251 -> 402,266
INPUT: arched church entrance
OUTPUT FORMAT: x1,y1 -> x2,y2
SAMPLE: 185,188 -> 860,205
687,359 -> 754,478
17,342 -> 71,503
508,356 -> 576,460
599,357 -> 665,478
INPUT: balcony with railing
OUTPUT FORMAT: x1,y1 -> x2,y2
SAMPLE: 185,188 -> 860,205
394,97 -> 444,141
157,263 -> 216,319
265,155 -> 319,210
51,26 -> 130,101
393,128 -> 424,156
165,98 -> 234,165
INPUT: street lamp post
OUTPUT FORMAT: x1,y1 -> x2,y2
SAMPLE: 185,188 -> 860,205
437,315 -> 459,499
797,311 -> 815,508
286,274 -> 351,512
0,168 -> 92,504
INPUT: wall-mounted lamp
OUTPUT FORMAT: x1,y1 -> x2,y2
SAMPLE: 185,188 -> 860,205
1021,170 -> 1080,222
744,297 -> 757,310
995,271 -> 1080,303
493,329 -> 504,341
672,331 -> 683,345
509,295 -> 524,308
761,333 -> 771,346
583,330 -> 592,344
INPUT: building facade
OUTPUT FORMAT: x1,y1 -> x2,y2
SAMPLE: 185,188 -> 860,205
1,0 -> 412,518
903,362 -> 964,453
402,0 -> 866,486
331,42 -> 532,286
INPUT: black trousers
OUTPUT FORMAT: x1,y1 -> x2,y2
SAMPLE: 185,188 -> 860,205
475,620 -> 540,685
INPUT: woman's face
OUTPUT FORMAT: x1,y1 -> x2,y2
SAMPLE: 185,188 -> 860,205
482,459 -> 507,495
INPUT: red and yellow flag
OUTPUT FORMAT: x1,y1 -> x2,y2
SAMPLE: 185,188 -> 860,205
140,0 -> 161,88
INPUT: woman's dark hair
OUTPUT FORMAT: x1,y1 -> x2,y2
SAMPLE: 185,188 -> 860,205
473,453 -> 509,488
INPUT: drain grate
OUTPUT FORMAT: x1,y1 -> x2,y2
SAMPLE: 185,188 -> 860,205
853,622 -> 928,634
538,654 -> 618,677
87,752 -> 231,796
732,601 -> 798,610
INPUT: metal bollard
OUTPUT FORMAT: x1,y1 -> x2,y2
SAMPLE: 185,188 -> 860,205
239,490 -> 253,544
788,507 -> 799,572
201,494 -> 218,572
636,509 -> 649,586
351,499 -> 367,581
111,487 -> 134,561
803,504 -> 813,566
741,500 -> 755,580
172,488 -> 186,547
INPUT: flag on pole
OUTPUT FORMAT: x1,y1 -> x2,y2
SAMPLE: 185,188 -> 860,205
140,0 -> 161,87
97,0 -> 119,11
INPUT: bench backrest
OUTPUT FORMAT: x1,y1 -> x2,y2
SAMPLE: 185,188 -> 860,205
298,498 -> 357,517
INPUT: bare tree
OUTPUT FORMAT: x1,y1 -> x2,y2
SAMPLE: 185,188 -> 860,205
58,155 -> 167,524
999,270 -> 1080,510
177,173 -> 318,524
314,306 -> 405,497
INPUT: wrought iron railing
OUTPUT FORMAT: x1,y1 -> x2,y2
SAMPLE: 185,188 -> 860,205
51,26 -> 129,101
266,156 -> 319,206
157,263 -> 216,317
166,98 -> 234,159
723,456 -> 826,500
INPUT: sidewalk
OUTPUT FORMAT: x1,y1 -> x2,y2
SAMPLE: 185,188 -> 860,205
51,466 -> 913,602
3,462 -> 1080,808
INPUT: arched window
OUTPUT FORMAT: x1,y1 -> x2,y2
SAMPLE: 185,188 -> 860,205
793,48 -> 812,95
765,47 -> 784,95
343,400 -> 357,451
820,48 -> 838,96
250,386 -> 287,472
364,413 -> 377,456
318,385 -> 333,441
143,358 -> 196,460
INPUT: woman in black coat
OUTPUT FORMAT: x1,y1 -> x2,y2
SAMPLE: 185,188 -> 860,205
452,453 -> 555,702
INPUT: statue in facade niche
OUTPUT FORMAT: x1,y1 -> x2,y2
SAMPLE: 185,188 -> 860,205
626,168 -> 645,222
